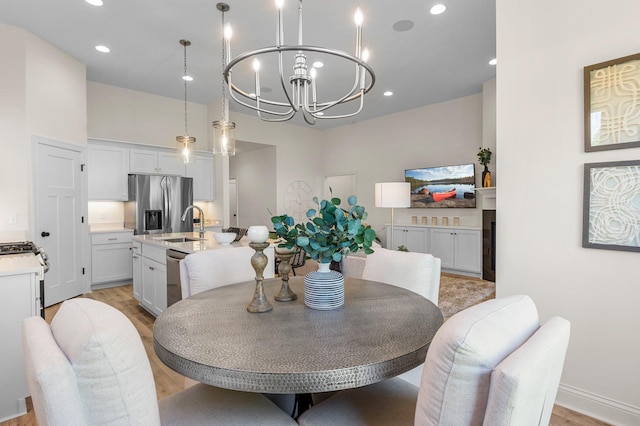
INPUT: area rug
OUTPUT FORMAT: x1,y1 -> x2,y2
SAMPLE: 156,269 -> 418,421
438,275 -> 495,319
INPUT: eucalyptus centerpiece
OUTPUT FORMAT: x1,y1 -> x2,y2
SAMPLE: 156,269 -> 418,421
271,195 -> 376,310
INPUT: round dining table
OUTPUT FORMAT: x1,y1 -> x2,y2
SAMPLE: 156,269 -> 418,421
153,276 -> 443,395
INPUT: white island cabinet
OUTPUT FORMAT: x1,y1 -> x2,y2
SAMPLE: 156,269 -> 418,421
132,232 -> 275,317
0,256 -> 42,422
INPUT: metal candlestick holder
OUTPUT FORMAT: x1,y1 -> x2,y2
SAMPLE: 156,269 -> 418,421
247,242 -> 273,313
275,250 -> 297,302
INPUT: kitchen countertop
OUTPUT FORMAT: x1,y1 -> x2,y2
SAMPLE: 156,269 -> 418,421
0,254 -> 44,277
133,231 -> 273,254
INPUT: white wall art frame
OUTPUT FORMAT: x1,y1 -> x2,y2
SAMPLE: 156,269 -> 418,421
584,53 -> 640,152
583,160 -> 640,251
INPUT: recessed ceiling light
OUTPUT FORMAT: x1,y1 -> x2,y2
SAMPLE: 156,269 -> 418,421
85,0 -> 103,6
384,91 -> 393,97
430,4 -> 447,15
489,58 -> 497,66
313,61 -> 324,68
95,45 -> 110,53
182,75 -> 193,81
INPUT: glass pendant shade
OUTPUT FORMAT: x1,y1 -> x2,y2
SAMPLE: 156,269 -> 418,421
176,135 -> 196,164
212,120 -> 236,156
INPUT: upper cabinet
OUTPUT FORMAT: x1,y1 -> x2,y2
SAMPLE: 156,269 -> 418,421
186,152 -> 215,201
129,148 -> 185,176
88,144 -> 129,201
87,139 -> 215,202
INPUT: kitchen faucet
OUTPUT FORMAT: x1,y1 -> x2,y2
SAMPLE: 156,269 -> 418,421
181,205 -> 206,239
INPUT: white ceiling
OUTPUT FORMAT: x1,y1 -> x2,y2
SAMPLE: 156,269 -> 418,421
0,0 -> 496,131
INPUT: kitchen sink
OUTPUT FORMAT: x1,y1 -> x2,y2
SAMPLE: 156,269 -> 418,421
158,237 -> 203,243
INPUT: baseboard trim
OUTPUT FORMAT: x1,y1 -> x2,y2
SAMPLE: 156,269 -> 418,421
556,384 -> 640,425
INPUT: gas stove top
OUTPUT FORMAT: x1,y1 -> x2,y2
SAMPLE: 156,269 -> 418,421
0,241 -> 40,255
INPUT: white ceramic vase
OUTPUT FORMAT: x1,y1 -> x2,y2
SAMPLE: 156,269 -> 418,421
247,225 -> 269,243
304,262 -> 345,310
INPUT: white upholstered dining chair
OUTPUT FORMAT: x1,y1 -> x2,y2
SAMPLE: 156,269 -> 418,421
180,245 -> 262,298
22,298 -> 297,426
340,247 -> 441,387
298,295 -> 571,426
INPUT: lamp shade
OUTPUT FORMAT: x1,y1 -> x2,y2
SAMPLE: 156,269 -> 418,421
375,182 -> 410,208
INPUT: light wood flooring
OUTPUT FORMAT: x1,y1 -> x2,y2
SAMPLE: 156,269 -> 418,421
2,283 -> 610,426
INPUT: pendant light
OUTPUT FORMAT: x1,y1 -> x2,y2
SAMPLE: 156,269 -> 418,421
176,39 -> 196,163
213,3 -> 236,156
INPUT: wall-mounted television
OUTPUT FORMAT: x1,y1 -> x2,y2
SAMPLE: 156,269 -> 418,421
405,163 -> 476,208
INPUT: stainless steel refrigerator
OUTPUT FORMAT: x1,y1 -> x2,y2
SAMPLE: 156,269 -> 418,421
124,174 -> 194,235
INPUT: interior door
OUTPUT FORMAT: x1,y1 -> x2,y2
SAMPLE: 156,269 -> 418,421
229,179 -> 238,227
35,139 -> 84,306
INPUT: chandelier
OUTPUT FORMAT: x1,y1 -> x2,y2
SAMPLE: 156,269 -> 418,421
176,39 -> 196,163
213,3 -> 236,156
221,0 -> 375,125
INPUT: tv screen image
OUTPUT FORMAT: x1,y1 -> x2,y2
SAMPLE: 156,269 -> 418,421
405,163 -> 476,208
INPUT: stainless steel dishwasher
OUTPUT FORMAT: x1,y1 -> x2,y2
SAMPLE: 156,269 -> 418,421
166,249 -> 187,307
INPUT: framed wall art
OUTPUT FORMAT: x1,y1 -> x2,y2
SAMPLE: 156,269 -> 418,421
584,53 -> 640,152
582,160 -> 640,252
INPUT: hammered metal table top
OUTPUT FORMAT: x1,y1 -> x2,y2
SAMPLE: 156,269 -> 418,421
153,277 -> 443,394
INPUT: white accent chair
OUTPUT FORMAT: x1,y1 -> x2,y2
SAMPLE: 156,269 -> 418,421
180,245 -> 274,298
298,295 -> 571,426
22,298 -> 296,426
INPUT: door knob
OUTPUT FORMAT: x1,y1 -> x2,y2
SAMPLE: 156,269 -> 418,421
41,231 -> 50,237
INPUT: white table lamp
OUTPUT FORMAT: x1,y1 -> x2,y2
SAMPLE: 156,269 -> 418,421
375,182 -> 411,249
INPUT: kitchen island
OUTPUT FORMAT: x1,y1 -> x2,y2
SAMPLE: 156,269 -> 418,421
132,231 -> 275,316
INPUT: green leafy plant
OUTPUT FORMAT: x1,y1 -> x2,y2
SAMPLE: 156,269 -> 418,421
477,147 -> 492,167
397,245 -> 409,252
271,195 -> 376,264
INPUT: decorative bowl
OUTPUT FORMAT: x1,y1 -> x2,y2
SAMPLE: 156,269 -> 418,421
223,227 -> 247,242
214,232 -> 236,245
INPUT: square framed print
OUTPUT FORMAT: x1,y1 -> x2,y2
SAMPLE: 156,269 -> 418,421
584,53 -> 640,152
583,160 -> 640,251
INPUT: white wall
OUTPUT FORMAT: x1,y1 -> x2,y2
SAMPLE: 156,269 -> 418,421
87,81 -> 208,150
229,145 -> 277,228
497,0 -> 640,423
322,93 -> 485,240
0,24 -> 86,242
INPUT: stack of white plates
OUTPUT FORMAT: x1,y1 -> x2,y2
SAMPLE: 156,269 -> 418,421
304,270 -> 345,310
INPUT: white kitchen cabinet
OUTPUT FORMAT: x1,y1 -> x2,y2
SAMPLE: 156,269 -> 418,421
389,226 -> 427,252
130,148 -> 185,176
90,231 -> 134,287
429,228 -> 482,276
132,240 -> 142,301
138,243 -> 168,316
186,152 -> 215,200
87,144 -> 129,200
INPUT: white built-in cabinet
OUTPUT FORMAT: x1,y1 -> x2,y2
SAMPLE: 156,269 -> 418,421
386,224 -> 482,277
87,144 -> 129,200
391,226 -> 427,252
186,152 -> 215,201
90,230 -> 134,287
129,148 -> 185,176
428,228 -> 482,276
88,139 -> 215,201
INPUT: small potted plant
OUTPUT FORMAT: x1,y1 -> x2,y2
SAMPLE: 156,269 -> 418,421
477,147 -> 492,187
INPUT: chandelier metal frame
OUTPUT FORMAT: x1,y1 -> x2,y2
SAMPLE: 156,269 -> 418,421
222,0 -> 376,125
